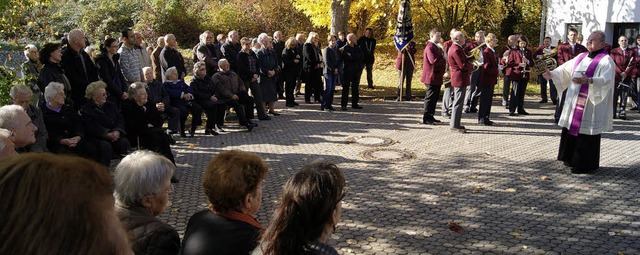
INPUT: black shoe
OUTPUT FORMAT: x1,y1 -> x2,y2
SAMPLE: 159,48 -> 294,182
509,112 -> 517,116
478,119 -> 494,126
320,107 -> 325,111
205,128 -> 219,136
341,106 -> 347,111
189,127 -> 196,137
552,101 -> 557,105
244,123 -> 255,132
518,110 -> 530,115
268,111 -> 280,116
352,105 -> 363,109
293,102 -> 299,106
570,167 -> 592,174
423,120 -> 435,125
629,106 -> 638,111
539,100 -> 548,103
171,176 -> 179,183
180,131 -> 187,138
368,85 -> 374,89
464,108 -> 471,113
470,108 -> 478,113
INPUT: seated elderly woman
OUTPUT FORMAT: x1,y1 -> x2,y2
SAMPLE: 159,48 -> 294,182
80,81 -> 130,165
122,82 -> 175,165
180,150 -> 269,255
41,82 -> 98,161
164,66 -> 202,137
253,161 -> 345,255
114,150 -> 180,254
0,153 -> 131,254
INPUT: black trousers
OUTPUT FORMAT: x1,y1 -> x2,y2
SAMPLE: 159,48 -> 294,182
305,72 -> 323,103
177,101 -> 203,132
365,62 -> 374,87
198,100 -> 227,128
133,129 -> 175,164
423,84 -> 441,117
558,128 -> 601,171
284,75 -> 297,105
477,85 -> 494,121
509,79 -> 527,113
502,75 -> 511,104
341,69 -> 362,107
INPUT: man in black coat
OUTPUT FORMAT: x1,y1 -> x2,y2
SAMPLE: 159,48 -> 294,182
341,33 -> 364,110
221,30 -> 241,72
160,34 -> 186,79
272,31 -> 286,98
195,31 -> 223,78
61,29 -> 99,109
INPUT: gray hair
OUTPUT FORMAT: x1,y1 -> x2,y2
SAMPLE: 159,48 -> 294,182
128,82 -> 147,97
0,105 -> 26,130
0,128 -> 10,152
10,84 -> 32,99
257,33 -> 269,46
228,30 -> 238,38
193,61 -> 206,74
306,32 -> 318,44
23,44 -> 37,58
593,30 -> 606,42
452,31 -> 465,42
44,82 -> 65,103
68,29 -> 84,44
200,31 -> 212,44
218,58 -> 229,68
84,81 -> 107,99
164,34 -> 175,44
164,67 -> 178,80
114,150 -> 175,207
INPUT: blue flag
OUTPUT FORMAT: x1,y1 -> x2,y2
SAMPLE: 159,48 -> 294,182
394,0 -> 414,51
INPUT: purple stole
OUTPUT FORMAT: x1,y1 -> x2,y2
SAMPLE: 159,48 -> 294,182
568,51 -> 607,136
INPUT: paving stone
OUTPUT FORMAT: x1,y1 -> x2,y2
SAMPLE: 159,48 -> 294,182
154,98 -> 640,254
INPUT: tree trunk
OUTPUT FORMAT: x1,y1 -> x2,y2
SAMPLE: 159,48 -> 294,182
330,0 -> 352,35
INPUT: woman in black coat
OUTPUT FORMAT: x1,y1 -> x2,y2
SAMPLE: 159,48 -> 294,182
37,42 -> 73,107
80,81 -> 130,166
94,37 -> 129,109
302,32 -> 323,104
122,82 -> 175,165
281,37 -> 302,107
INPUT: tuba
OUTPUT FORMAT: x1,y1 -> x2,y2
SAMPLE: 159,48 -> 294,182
531,47 -> 558,76
467,43 -> 485,72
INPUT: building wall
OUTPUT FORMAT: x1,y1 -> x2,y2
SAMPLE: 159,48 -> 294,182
545,0 -> 638,45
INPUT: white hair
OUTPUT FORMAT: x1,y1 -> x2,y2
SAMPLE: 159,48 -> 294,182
228,30 -> 238,38
142,66 -> 152,74
306,32 -> 318,43
68,29 -> 84,44
0,128 -> 11,152
0,105 -> 26,130
10,84 -> 32,99
114,150 -> 175,207
164,34 -> 175,44
44,82 -> 65,103
23,44 -> 37,58
257,33 -> 269,46
164,67 -> 178,80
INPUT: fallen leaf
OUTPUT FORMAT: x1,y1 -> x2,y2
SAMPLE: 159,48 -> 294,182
540,176 -> 549,180
443,191 -> 453,197
188,143 -> 196,148
505,188 -> 518,193
519,177 -> 528,182
513,232 -> 521,238
471,175 -> 478,179
471,185 -> 484,193
366,236 -> 376,241
346,239 -> 357,245
448,222 -> 464,233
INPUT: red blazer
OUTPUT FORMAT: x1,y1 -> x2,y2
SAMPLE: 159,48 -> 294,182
443,40 -> 453,55
506,48 -> 533,81
420,41 -> 446,86
636,47 -> 640,78
500,45 -> 515,75
609,47 -> 637,84
480,47 -> 499,88
556,43 -> 587,66
447,43 -> 473,87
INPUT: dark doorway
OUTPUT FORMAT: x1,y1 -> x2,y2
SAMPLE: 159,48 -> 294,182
612,23 -> 640,48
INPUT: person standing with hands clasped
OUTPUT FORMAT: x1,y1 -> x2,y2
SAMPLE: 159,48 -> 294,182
542,31 -> 614,174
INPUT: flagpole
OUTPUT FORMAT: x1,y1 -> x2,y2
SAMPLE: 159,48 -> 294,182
399,49 -> 404,102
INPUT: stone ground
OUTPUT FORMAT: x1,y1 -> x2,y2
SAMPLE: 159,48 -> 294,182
156,93 -> 640,255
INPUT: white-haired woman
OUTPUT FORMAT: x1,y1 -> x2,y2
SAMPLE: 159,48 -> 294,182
257,33 -> 280,116
122,82 -> 176,167
302,32 -> 323,104
114,150 -> 180,255
80,81 -> 130,166
22,44 -> 40,106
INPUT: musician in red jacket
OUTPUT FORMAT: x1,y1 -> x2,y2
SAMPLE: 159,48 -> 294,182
554,28 -> 588,122
478,33 -> 499,125
500,35 -> 518,107
441,28 -> 458,118
610,35 -> 637,119
633,35 -> 640,111
534,37 -> 557,104
447,31 -> 474,133
506,36 -> 533,116
420,29 -> 447,125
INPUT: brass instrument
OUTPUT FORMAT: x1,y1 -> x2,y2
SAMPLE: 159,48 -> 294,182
467,42 -> 486,72
531,47 -> 558,76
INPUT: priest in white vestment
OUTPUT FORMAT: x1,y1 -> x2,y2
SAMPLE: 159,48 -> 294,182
543,31 -> 614,174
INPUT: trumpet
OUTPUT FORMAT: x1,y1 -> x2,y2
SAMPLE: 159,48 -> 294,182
531,47 -> 558,76
467,43 -> 485,72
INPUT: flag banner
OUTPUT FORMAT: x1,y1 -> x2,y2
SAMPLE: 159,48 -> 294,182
394,0 -> 413,51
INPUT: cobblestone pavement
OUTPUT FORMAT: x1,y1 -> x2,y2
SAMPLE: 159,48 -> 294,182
158,95 -> 640,255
